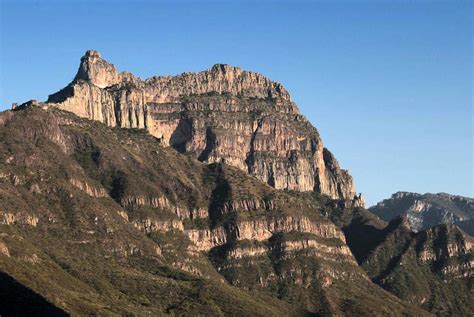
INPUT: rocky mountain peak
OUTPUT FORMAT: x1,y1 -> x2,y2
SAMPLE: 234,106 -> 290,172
73,50 -> 121,88
43,50 -> 359,201
142,62 -> 292,103
210,63 -> 237,72
391,191 -> 419,200
73,50 -> 290,101
84,49 -> 101,58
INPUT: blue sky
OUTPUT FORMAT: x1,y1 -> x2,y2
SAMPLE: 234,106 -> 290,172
1,0 -> 472,205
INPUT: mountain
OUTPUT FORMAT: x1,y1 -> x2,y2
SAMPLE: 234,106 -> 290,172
0,107 -> 424,316
43,50 -> 358,201
1,50 -> 471,316
370,192 -> 474,235
330,208 -> 474,316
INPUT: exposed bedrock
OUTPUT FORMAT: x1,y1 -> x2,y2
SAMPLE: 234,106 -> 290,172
44,50 -> 358,201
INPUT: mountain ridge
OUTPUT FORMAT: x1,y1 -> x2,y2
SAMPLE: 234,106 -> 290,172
69,50 -> 293,101
33,50 -> 360,202
370,191 -> 474,235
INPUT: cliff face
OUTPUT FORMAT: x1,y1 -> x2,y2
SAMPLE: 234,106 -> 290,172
73,50 -> 121,88
370,191 -> 474,234
45,50 -> 357,201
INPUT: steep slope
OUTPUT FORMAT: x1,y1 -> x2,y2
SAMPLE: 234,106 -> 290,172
329,204 -> 473,316
329,205 -> 388,263
370,191 -> 474,234
363,217 -> 473,316
0,107 -> 425,316
39,50 -> 358,201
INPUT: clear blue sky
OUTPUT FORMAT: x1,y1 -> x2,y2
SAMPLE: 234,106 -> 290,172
1,0 -> 472,206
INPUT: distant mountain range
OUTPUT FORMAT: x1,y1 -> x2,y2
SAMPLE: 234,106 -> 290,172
370,192 -> 474,236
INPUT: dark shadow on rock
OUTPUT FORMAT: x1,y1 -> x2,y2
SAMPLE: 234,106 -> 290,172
198,127 -> 216,162
170,116 -> 193,154
206,163 -> 233,229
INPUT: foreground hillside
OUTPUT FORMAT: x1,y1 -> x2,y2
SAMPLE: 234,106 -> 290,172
0,107 -> 426,316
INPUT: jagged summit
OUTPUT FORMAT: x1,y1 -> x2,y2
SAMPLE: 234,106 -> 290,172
73,50 -> 121,88
44,50 -> 359,201
69,50 -> 291,101
86,49 -> 100,57
210,63 -> 236,71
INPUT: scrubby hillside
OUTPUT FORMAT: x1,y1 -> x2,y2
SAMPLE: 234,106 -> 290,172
330,206 -> 473,316
0,107 -> 425,316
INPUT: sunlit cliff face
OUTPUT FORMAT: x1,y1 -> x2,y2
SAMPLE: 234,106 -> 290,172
46,50 -> 359,201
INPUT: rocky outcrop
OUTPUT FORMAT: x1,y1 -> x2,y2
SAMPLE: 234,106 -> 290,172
144,63 -> 291,103
120,195 -> 208,219
73,50 -> 121,88
133,218 -> 184,233
370,191 -> 474,233
1,212 -> 39,227
42,50 -> 358,201
415,224 -> 473,279
0,242 -> 10,257
226,244 -> 267,260
69,178 -> 108,198
220,198 -> 276,213
282,238 -> 354,258
185,216 -> 345,251
235,216 -> 345,242
186,227 -> 227,251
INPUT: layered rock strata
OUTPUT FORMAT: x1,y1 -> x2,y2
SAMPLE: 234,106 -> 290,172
41,50 -> 358,201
